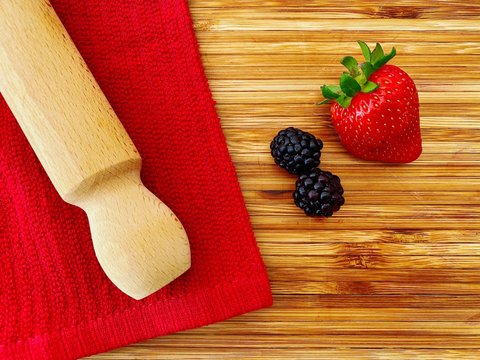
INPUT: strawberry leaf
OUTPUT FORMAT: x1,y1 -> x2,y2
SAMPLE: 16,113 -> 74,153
373,47 -> 396,70
340,73 -> 361,97
357,40 -> 371,62
318,41 -> 398,109
336,95 -> 352,108
341,56 -> 359,76
370,43 -> 384,65
321,85 -> 341,99
362,81 -> 379,93
362,62 -> 375,80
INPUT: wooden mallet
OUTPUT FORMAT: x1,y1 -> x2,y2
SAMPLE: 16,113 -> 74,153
0,0 -> 191,299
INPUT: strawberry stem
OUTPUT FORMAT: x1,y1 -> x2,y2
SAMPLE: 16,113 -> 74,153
320,41 -> 397,108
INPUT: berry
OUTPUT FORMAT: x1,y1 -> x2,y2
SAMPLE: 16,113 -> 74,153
270,127 -> 323,175
293,168 -> 344,217
320,41 -> 422,163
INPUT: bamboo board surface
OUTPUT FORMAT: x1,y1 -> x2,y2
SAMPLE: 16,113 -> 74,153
90,1 -> 480,359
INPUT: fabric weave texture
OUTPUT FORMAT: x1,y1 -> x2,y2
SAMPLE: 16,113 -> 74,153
0,1 -> 272,358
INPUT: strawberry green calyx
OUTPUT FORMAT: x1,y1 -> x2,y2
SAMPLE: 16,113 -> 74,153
319,41 -> 396,108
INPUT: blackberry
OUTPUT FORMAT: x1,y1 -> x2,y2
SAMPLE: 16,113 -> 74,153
293,168 -> 345,217
270,127 -> 323,175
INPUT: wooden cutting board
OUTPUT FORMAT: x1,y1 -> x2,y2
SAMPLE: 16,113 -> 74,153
91,1 -> 480,359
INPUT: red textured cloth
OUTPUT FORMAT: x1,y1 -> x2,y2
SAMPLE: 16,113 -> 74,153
0,1 -> 272,358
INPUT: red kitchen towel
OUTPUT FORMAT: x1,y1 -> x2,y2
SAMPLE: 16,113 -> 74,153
0,1 -> 272,359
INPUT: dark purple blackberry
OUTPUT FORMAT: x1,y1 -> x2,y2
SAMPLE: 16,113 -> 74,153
270,127 -> 323,175
293,168 -> 344,217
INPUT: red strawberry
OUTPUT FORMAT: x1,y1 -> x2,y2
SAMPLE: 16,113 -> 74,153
320,41 -> 422,163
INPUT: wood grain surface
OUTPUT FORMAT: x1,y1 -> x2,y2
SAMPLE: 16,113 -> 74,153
90,0 -> 480,358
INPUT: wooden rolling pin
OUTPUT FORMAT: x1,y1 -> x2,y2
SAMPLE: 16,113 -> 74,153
0,0 -> 191,299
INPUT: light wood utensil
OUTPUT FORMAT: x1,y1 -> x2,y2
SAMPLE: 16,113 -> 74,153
0,0 -> 191,300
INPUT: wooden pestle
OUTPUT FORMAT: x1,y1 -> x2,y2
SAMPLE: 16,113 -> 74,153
0,0 -> 191,299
